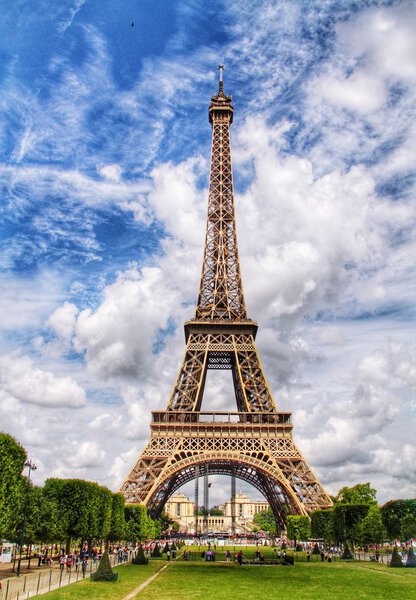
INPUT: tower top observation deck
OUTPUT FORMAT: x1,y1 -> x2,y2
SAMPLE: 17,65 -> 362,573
209,64 -> 233,125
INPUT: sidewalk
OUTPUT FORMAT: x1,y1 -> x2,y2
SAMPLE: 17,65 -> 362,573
0,554 -> 124,600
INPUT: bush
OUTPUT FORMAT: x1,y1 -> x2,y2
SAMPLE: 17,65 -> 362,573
132,544 -> 148,565
152,542 -> 162,557
91,551 -> 118,582
390,546 -> 404,568
406,546 -> 416,568
341,542 -> 353,560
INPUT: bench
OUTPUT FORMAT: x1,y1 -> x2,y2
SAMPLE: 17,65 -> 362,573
242,558 -> 294,566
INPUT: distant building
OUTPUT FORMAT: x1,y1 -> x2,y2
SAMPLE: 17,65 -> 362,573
165,492 -> 269,533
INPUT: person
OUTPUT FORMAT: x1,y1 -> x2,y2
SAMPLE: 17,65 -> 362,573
307,551 -> 311,562
59,554 -> 65,571
81,557 -> 88,578
66,554 -> 73,571
167,550 -> 171,561
237,550 -> 243,566
226,550 -> 231,562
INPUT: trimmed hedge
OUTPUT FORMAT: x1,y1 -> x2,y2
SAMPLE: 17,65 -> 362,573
91,551 -> 118,582
390,546 -> 404,568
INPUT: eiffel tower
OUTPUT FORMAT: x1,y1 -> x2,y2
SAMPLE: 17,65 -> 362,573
120,67 -> 332,528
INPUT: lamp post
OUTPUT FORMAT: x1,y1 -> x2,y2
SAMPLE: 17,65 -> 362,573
17,459 -> 37,576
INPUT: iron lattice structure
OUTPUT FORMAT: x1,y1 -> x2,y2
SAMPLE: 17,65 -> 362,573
120,69 -> 332,528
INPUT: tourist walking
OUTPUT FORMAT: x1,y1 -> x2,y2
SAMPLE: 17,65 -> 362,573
81,557 -> 88,578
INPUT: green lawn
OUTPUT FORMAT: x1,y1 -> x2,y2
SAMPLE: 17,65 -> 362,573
142,561 -> 415,600
39,561 -> 164,599
39,555 -> 415,600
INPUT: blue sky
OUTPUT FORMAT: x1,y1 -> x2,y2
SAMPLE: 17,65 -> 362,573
1,0 -> 415,507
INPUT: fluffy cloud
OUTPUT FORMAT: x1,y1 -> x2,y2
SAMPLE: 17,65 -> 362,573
74,265 -> 181,379
0,353 -> 86,407
48,301 -> 79,341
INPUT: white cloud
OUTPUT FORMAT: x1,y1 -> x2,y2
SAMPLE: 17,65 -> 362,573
0,353 -> 86,407
74,264 -> 181,379
314,71 -> 386,114
48,301 -> 79,340
65,440 -> 106,469
98,163 -> 123,182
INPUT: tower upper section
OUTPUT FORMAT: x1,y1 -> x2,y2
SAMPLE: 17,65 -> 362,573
195,67 -> 248,321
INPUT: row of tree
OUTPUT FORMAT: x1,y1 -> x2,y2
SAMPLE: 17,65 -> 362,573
0,432 -> 167,552
252,483 -> 416,546
2,432 -> 415,551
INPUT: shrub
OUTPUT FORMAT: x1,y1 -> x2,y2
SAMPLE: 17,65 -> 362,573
132,544 -> 148,565
341,542 -> 353,560
91,551 -> 118,582
152,542 -> 162,557
405,546 -> 416,568
390,546 -> 404,568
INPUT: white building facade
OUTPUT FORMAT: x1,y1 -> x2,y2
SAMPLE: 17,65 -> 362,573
164,492 -> 269,534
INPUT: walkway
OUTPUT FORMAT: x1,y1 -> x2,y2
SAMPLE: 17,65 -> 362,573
122,563 -> 169,600
0,554 -> 125,600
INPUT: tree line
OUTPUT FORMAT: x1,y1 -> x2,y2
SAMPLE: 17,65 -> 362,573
3,432 -> 415,551
253,482 -> 416,546
0,432 -> 168,552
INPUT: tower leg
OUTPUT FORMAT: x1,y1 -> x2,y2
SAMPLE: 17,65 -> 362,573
204,466 -> 209,534
231,471 -> 236,535
194,466 -> 199,536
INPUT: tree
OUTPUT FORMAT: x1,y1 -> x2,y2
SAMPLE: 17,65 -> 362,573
381,500 -> 416,541
209,508 -> 224,516
333,504 -> 370,549
253,508 -> 276,536
31,485 -> 60,544
125,504 -> 152,543
108,493 -> 126,544
286,515 -> 310,546
311,510 -> 334,544
43,478 -> 113,552
334,483 -> 377,505
98,488 -> 113,550
358,505 -> 386,545
0,432 -> 26,539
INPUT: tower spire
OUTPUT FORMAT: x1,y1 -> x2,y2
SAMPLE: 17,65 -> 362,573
196,66 -> 243,320
218,64 -> 224,95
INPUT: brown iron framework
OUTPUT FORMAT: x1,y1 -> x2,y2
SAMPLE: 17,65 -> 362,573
120,67 -> 332,528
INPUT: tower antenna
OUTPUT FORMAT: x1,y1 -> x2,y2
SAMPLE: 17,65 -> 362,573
218,64 -> 224,94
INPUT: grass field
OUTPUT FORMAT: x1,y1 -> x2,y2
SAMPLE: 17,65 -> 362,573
39,551 -> 415,600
